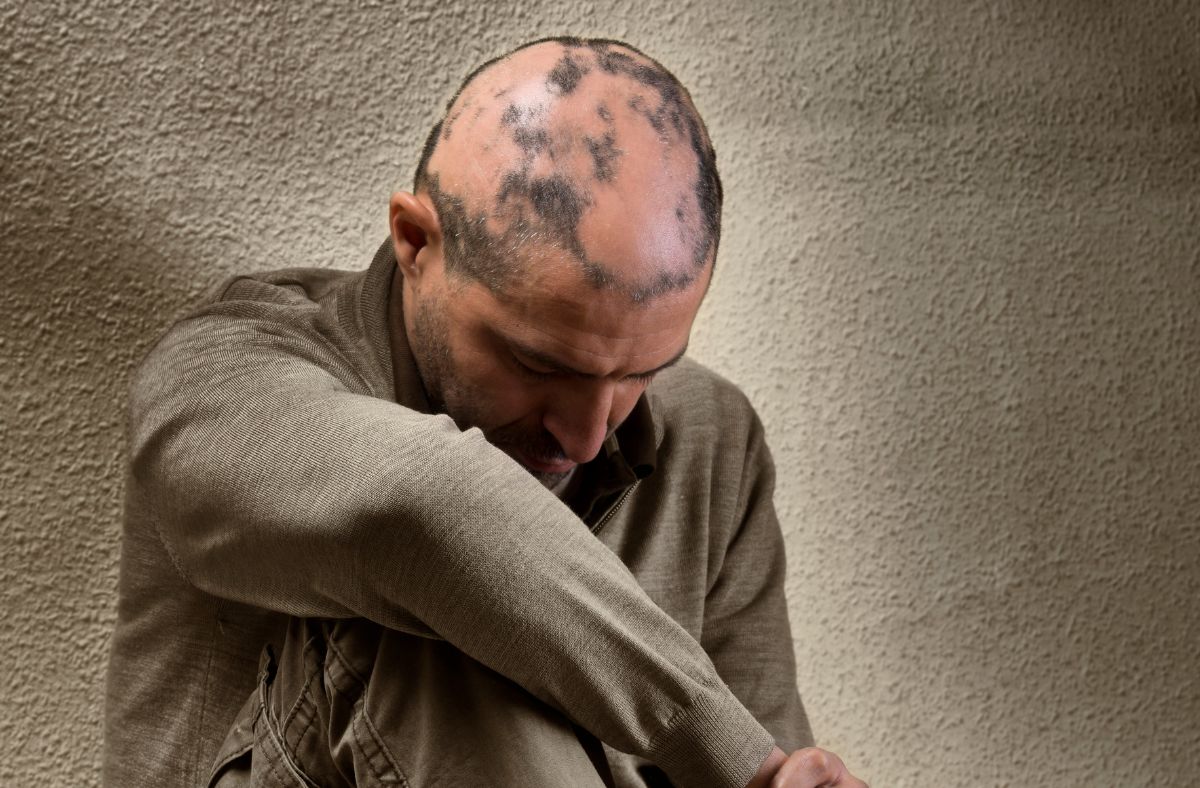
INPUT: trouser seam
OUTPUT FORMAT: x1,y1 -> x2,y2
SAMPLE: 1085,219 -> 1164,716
324,632 -> 410,787
288,696 -> 318,770
281,635 -> 321,757
263,739 -> 292,788
259,646 -> 319,788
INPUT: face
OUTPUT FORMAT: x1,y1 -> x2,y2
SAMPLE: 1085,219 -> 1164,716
401,243 -> 709,486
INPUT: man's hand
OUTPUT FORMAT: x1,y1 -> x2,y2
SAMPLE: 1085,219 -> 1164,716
744,746 -> 868,788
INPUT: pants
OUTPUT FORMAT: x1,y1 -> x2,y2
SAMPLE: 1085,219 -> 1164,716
207,618 -> 614,787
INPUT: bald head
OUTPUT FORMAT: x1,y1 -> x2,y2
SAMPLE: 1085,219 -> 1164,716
413,38 -> 721,302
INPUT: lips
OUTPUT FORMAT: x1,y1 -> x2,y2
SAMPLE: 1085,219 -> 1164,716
514,449 -> 576,475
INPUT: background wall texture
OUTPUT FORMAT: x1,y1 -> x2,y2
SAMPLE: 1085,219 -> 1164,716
2,1 -> 1197,785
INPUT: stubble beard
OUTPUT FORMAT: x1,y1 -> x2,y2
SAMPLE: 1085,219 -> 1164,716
410,294 -> 571,488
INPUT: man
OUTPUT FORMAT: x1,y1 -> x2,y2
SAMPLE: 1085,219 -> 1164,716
105,37 -> 866,787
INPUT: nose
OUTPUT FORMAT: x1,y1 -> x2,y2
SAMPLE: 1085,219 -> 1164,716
542,380 -> 616,465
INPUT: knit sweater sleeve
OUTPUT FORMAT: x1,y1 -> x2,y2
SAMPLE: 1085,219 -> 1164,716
126,297 -> 775,788
701,405 -> 814,753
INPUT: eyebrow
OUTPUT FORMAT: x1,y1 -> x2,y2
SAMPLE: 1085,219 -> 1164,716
507,336 -> 688,380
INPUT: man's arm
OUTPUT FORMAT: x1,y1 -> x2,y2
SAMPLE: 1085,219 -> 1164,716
700,407 -> 813,750
698,406 -> 869,788
127,299 -> 773,788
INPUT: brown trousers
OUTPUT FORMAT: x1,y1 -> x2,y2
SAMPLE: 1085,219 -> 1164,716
208,619 -> 614,787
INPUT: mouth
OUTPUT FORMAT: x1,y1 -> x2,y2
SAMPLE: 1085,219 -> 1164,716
514,449 -> 576,475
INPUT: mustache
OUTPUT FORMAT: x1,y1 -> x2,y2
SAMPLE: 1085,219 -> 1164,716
484,422 -> 567,464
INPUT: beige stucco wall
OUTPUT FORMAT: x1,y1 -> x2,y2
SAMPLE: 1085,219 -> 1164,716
3,1 -> 1197,785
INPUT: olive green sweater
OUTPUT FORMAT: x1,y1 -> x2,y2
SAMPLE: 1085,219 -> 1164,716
104,242 -> 811,787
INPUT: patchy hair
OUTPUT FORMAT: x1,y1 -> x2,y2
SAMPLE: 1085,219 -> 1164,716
413,37 -> 723,301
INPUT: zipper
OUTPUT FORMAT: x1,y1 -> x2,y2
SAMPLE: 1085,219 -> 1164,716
590,480 -> 639,535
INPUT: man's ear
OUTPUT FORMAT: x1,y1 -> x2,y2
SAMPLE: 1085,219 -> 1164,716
389,191 -> 439,281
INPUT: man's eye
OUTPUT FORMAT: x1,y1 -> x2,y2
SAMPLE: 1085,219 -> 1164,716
513,355 -> 554,379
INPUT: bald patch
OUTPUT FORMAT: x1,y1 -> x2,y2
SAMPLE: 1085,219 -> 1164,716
419,39 -> 721,301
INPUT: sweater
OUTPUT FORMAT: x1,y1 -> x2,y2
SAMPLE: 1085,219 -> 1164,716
103,240 -> 811,787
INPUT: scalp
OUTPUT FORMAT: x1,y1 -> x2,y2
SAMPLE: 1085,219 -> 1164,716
417,39 -> 721,301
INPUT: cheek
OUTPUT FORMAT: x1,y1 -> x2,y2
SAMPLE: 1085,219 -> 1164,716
454,345 -> 546,419
491,378 -> 543,420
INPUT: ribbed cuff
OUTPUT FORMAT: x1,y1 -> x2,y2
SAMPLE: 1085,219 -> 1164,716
649,689 -> 777,788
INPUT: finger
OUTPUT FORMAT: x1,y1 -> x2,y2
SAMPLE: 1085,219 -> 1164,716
839,771 -> 869,788
770,747 -> 843,787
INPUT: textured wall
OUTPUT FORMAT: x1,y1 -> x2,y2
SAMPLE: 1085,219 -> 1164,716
3,1 -> 1197,785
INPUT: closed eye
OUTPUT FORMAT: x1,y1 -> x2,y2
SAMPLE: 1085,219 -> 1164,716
511,353 -> 556,380
513,352 -> 654,384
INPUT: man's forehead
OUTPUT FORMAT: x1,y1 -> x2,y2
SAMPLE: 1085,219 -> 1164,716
496,314 -> 693,379
472,242 -> 700,328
